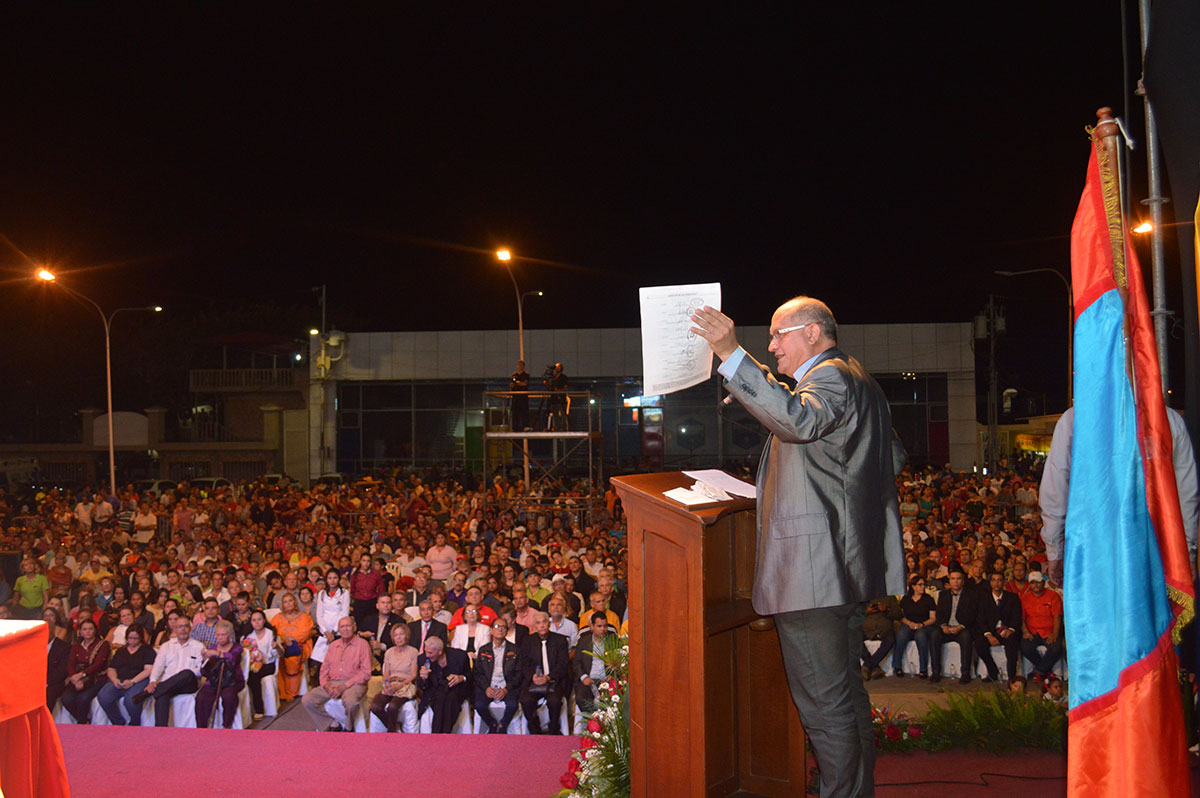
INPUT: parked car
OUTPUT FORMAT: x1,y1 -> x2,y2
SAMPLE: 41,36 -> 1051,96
189,477 -> 234,496
260,473 -> 294,487
133,479 -> 176,498
313,473 -> 344,487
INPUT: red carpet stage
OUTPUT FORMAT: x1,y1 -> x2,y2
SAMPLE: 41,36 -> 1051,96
58,725 -> 580,798
874,750 -> 1067,797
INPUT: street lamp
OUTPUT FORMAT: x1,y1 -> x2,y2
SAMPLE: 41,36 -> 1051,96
37,269 -> 162,494
995,268 -> 1073,406
495,249 -> 543,362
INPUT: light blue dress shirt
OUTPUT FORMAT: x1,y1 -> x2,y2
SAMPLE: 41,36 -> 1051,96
718,347 -> 822,384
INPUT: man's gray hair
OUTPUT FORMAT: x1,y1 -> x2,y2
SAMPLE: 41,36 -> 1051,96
782,296 -> 838,343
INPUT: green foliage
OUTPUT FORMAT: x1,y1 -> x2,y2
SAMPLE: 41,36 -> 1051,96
553,635 -> 631,798
875,690 -> 1067,754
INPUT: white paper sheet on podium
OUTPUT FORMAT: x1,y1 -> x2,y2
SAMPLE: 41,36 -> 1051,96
639,282 -> 722,396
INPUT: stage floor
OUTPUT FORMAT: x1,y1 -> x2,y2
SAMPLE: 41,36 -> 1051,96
57,724 -> 580,798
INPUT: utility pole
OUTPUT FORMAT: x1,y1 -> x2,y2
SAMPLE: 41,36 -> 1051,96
975,296 -> 1005,472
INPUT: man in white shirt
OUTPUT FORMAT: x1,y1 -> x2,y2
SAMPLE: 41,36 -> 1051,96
137,616 -> 204,726
546,596 -> 578,647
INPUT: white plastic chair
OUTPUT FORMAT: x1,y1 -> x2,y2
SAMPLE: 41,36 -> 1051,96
367,698 -> 420,733
472,700 -> 527,734
418,698 -> 473,734
239,651 -> 279,720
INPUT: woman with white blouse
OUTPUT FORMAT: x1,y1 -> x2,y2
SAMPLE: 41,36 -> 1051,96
242,610 -> 278,718
449,606 -> 492,667
310,568 -> 350,666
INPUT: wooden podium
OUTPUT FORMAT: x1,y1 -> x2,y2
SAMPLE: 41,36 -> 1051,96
613,473 -> 806,798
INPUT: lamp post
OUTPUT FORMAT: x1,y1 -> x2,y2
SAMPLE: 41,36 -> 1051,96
996,268 -> 1073,407
38,269 -> 161,494
495,250 -> 544,495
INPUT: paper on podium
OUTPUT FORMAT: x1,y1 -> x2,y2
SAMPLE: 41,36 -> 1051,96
682,469 -> 757,499
639,282 -> 721,395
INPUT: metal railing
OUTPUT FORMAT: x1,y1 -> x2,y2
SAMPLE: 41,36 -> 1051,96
188,369 -> 300,392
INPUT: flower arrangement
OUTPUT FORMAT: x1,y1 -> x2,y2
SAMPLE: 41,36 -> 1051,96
555,634 -> 630,798
870,706 -> 924,752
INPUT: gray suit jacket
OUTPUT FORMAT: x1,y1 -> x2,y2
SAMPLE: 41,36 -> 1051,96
727,347 -> 906,615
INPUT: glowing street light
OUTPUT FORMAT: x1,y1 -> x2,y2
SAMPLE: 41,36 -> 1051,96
496,249 -> 511,262
1132,221 -> 1153,234
36,268 -> 162,494
309,328 -> 320,336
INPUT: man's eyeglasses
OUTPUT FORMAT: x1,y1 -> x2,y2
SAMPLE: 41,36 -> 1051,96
769,322 -> 816,343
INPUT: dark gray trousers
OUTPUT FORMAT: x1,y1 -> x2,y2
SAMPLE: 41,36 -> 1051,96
775,602 -> 874,798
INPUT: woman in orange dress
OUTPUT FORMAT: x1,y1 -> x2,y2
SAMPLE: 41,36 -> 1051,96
271,592 -> 314,701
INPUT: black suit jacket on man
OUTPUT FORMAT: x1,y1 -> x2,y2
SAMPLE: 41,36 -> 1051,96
416,647 -> 471,714
973,590 -> 1022,637
517,630 -> 570,696
408,618 -> 449,650
473,640 -> 525,699
934,588 -> 978,629
570,630 -> 613,703
363,612 -> 405,652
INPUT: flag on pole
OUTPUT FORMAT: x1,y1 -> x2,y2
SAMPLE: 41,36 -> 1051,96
1064,125 -> 1194,797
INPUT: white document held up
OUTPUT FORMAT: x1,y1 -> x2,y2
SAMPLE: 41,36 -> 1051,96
639,282 -> 722,396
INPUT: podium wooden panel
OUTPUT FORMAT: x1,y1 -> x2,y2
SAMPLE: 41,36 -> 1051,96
613,473 -> 806,798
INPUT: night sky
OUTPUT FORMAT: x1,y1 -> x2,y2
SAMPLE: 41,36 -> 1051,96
0,5 -> 1146,437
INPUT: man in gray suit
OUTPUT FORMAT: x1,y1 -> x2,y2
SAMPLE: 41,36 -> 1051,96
692,296 -> 905,798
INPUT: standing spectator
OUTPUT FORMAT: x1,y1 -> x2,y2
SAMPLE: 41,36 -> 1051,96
1019,571 -> 1064,682
425,532 -> 457,583
311,568 -> 350,668
892,575 -> 937,678
349,554 -> 385,626
13,558 -> 49,619
509,360 -> 531,432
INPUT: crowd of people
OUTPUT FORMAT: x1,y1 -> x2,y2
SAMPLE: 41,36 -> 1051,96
0,470 -> 629,733
863,455 -> 1068,704
0,452 -> 1071,734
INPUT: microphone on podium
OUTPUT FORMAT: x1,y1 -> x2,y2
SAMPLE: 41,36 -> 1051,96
719,394 -> 736,409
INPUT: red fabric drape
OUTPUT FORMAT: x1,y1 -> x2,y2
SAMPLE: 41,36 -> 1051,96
0,621 -> 70,798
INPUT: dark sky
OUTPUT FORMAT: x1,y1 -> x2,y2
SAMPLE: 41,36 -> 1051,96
0,4 -> 1145,434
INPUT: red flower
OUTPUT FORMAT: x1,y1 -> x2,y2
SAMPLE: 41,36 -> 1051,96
907,725 -> 922,739
560,773 -> 579,789
580,735 -> 596,749
568,757 -> 581,774
587,718 -> 603,734
884,724 -> 901,741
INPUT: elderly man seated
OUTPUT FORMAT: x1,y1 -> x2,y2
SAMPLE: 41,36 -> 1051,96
134,616 -> 204,726
301,616 -> 372,732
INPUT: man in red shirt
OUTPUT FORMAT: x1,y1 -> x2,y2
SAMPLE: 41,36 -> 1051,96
1018,571 -> 1063,681
1004,561 -> 1031,597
